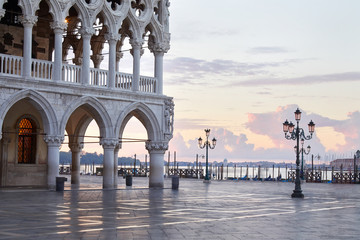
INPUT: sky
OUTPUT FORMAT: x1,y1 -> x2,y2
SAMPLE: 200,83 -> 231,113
71,0 -> 360,165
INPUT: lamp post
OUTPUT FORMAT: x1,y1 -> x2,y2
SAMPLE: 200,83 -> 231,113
294,139 -> 311,179
283,108 -> 315,198
198,129 -> 217,182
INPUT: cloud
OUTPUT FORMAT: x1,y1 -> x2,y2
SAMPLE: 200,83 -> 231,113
169,105 -> 360,163
248,47 -> 289,54
227,72 -> 360,87
164,57 -> 302,86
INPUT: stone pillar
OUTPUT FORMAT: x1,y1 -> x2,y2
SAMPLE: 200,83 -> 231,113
50,21 -> 67,81
146,141 -> 168,188
21,15 -> 37,78
100,138 -> 118,189
154,51 -> 164,95
114,145 -> 120,188
44,135 -> 64,190
105,33 -> 120,89
79,27 -> 94,85
0,133 -> 10,187
69,143 -> 83,185
130,39 -> 143,92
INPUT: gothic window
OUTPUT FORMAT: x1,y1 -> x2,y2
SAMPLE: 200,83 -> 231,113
106,0 -> 122,10
131,0 -> 145,17
18,118 -> 37,164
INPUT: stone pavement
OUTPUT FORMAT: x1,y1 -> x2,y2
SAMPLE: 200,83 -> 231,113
0,176 -> 359,240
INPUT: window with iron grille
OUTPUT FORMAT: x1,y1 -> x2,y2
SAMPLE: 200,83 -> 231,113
18,118 -> 36,164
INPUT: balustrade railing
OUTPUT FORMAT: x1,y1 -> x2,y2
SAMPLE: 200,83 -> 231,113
115,72 -> 132,90
31,59 -> 53,80
1,54 -> 158,94
0,54 -> 22,76
62,63 -> 81,83
139,76 -> 157,93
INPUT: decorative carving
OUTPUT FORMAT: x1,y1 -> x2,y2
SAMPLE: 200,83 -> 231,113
100,138 -> 119,149
164,99 -> 174,134
105,33 -> 120,42
79,27 -> 95,37
131,0 -> 145,17
44,135 -> 64,147
50,21 -> 68,31
164,0 -> 170,32
129,38 -> 143,49
69,143 -> 84,152
20,15 -> 38,27
106,0 -> 122,10
145,141 -> 168,152
3,33 -> 14,45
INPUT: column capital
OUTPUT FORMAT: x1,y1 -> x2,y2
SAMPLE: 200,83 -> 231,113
129,38 -> 144,49
69,143 -> 84,152
105,33 -> 120,42
116,52 -> 124,61
79,27 -> 95,38
50,21 -> 68,32
100,138 -> 119,149
44,135 -> 64,147
148,42 -> 170,54
146,141 -> 169,152
90,54 -> 104,68
20,15 -> 38,27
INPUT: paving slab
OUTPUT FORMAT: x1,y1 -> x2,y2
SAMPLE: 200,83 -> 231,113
0,176 -> 360,239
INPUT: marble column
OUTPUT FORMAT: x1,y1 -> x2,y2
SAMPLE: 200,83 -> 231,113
130,39 -> 143,92
21,15 -> 37,78
146,141 -> 168,188
69,143 -> 83,185
105,33 -> 120,89
44,135 -> 64,190
79,27 -> 94,85
101,138 -> 118,189
114,145 -> 120,188
90,54 -> 104,69
50,21 -> 67,81
154,51 -> 164,95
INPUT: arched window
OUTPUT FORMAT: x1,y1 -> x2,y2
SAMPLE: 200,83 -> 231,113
18,118 -> 37,164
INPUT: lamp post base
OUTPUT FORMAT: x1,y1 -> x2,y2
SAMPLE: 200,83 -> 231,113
291,190 -> 304,198
203,179 -> 211,183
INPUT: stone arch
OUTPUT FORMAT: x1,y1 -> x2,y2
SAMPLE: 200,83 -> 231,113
115,102 -> 161,143
60,96 -> 113,140
18,0 -> 40,16
0,89 -> 58,139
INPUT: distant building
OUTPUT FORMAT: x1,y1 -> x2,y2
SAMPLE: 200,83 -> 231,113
330,158 -> 359,170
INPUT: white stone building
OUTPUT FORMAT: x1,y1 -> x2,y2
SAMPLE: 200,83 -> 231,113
0,0 -> 173,189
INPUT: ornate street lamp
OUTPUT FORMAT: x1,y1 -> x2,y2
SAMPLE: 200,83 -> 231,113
294,139 -> 311,179
283,108 -> 315,198
198,129 -> 217,182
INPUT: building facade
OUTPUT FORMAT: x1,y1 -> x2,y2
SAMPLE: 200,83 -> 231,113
0,0 -> 173,189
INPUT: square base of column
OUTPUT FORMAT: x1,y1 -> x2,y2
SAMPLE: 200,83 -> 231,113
203,179 -> 211,183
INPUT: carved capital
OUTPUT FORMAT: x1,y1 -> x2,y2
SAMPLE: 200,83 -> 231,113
50,21 -> 68,32
20,15 -> 38,27
116,52 -> 124,61
100,138 -> 118,149
105,33 -> 120,42
148,41 -> 170,54
44,135 -> 64,147
79,27 -> 95,38
129,38 -> 144,49
146,141 -> 169,152
69,143 -> 84,152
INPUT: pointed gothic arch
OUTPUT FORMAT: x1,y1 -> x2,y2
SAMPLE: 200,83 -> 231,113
60,96 -> 114,140
115,102 -> 161,142
0,89 -> 58,139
